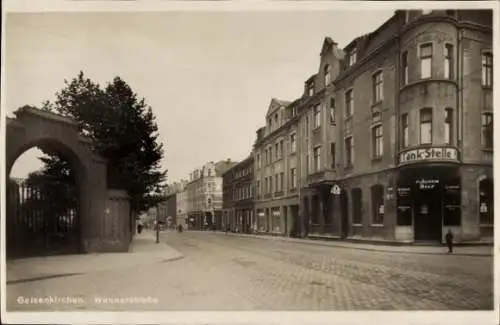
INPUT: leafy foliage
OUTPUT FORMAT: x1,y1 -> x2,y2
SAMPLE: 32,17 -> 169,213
27,71 -> 167,213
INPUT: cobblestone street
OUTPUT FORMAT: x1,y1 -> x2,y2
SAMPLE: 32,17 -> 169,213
7,231 -> 493,311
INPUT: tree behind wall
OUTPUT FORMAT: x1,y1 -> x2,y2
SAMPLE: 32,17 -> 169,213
31,71 -> 166,213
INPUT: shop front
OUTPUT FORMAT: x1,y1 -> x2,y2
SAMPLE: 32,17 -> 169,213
396,164 -> 461,243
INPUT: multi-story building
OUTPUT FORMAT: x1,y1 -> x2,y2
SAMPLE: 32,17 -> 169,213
291,9 -> 493,244
222,154 -> 255,233
176,180 -> 189,227
186,160 -> 238,230
253,98 -> 301,235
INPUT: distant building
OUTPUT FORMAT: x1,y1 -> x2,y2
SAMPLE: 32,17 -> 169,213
222,153 -> 254,232
186,160 -> 238,230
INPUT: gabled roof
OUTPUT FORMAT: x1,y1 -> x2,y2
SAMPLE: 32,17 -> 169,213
266,97 -> 290,117
215,160 -> 239,177
320,37 -> 337,56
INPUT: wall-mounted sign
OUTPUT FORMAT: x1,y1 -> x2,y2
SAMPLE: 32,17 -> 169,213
331,184 -> 341,195
416,179 -> 439,190
480,202 -> 488,213
399,147 -> 459,165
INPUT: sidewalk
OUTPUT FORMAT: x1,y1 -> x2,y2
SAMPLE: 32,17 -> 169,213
6,230 -> 183,284
212,231 -> 493,257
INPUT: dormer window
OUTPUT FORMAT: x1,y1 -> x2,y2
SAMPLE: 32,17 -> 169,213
349,49 -> 357,67
308,83 -> 315,96
324,64 -> 331,86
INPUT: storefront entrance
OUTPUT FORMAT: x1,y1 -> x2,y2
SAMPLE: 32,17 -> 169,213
397,165 -> 460,243
413,185 -> 442,241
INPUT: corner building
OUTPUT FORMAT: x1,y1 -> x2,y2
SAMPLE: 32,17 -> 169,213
328,10 -> 493,243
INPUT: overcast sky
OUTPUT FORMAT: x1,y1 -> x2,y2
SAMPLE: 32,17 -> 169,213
6,10 -> 393,182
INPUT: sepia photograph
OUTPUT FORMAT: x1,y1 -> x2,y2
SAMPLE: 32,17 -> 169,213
1,1 -> 497,324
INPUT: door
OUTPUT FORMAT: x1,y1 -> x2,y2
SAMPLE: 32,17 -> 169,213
413,191 -> 442,242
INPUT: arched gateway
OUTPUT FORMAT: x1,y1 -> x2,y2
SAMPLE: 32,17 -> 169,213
6,106 -> 132,257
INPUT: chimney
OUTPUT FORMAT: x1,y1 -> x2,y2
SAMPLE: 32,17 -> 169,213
226,158 -> 231,163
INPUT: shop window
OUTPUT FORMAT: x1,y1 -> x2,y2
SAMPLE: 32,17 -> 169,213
479,178 -> 493,225
351,188 -> 363,225
443,178 -> 461,226
348,48 -> 357,67
371,184 -> 385,224
420,107 -> 433,144
481,112 -> 493,149
419,43 -> 433,79
396,185 -> 412,226
311,195 -> 320,225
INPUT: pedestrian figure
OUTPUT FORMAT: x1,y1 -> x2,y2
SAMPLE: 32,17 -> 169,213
137,220 -> 144,234
445,228 -> 454,253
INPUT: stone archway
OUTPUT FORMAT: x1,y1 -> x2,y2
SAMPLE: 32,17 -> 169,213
6,106 -> 115,255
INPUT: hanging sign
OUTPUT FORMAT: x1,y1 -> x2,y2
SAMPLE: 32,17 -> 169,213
331,184 -> 341,195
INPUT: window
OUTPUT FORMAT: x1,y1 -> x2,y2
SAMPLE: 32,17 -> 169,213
482,51 -> 493,87
264,177 -> 268,194
481,112 -> 493,149
402,51 -> 408,85
420,107 -> 433,144
372,124 -> 383,158
349,48 -> 357,67
352,188 -> 362,224
290,134 -> 297,153
444,44 -> 454,79
313,105 -> 321,128
479,178 -> 494,225
443,177 -> 461,226
345,136 -> 353,167
274,114 -> 278,128
329,98 -> 336,124
308,83 -> 314,96
345,89 -> 354,118
280,172 -> 284,192
444,108 -> 453,145
207,169 -> 211,177
280,140 -> 284,158
257,154 -> 261,168
275,174 -> 279,192
269,147 -> 273,162
275,143 -> 279,159
256,180 -> 261,198
373,70 -> 384,103
269,175 -> 273,193
330,142 -> 336,169
313,146 -> 321,172
401,113 -> 409,148
419,43 -> 433,79
305,115 -> 310,135
324,64 -> 331,86
371,185 -> 384,224
290,168 -> 297,188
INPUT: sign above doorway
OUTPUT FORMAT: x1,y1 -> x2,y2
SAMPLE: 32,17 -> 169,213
398,146 -> 459,165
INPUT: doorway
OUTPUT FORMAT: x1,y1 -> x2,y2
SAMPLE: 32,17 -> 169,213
413,187 -> 442,242
340,190 -> 349,239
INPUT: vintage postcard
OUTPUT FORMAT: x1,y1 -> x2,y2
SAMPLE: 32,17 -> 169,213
1,1 -> 498,324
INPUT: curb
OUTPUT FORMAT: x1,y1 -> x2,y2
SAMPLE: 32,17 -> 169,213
207,231 -> 492,257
